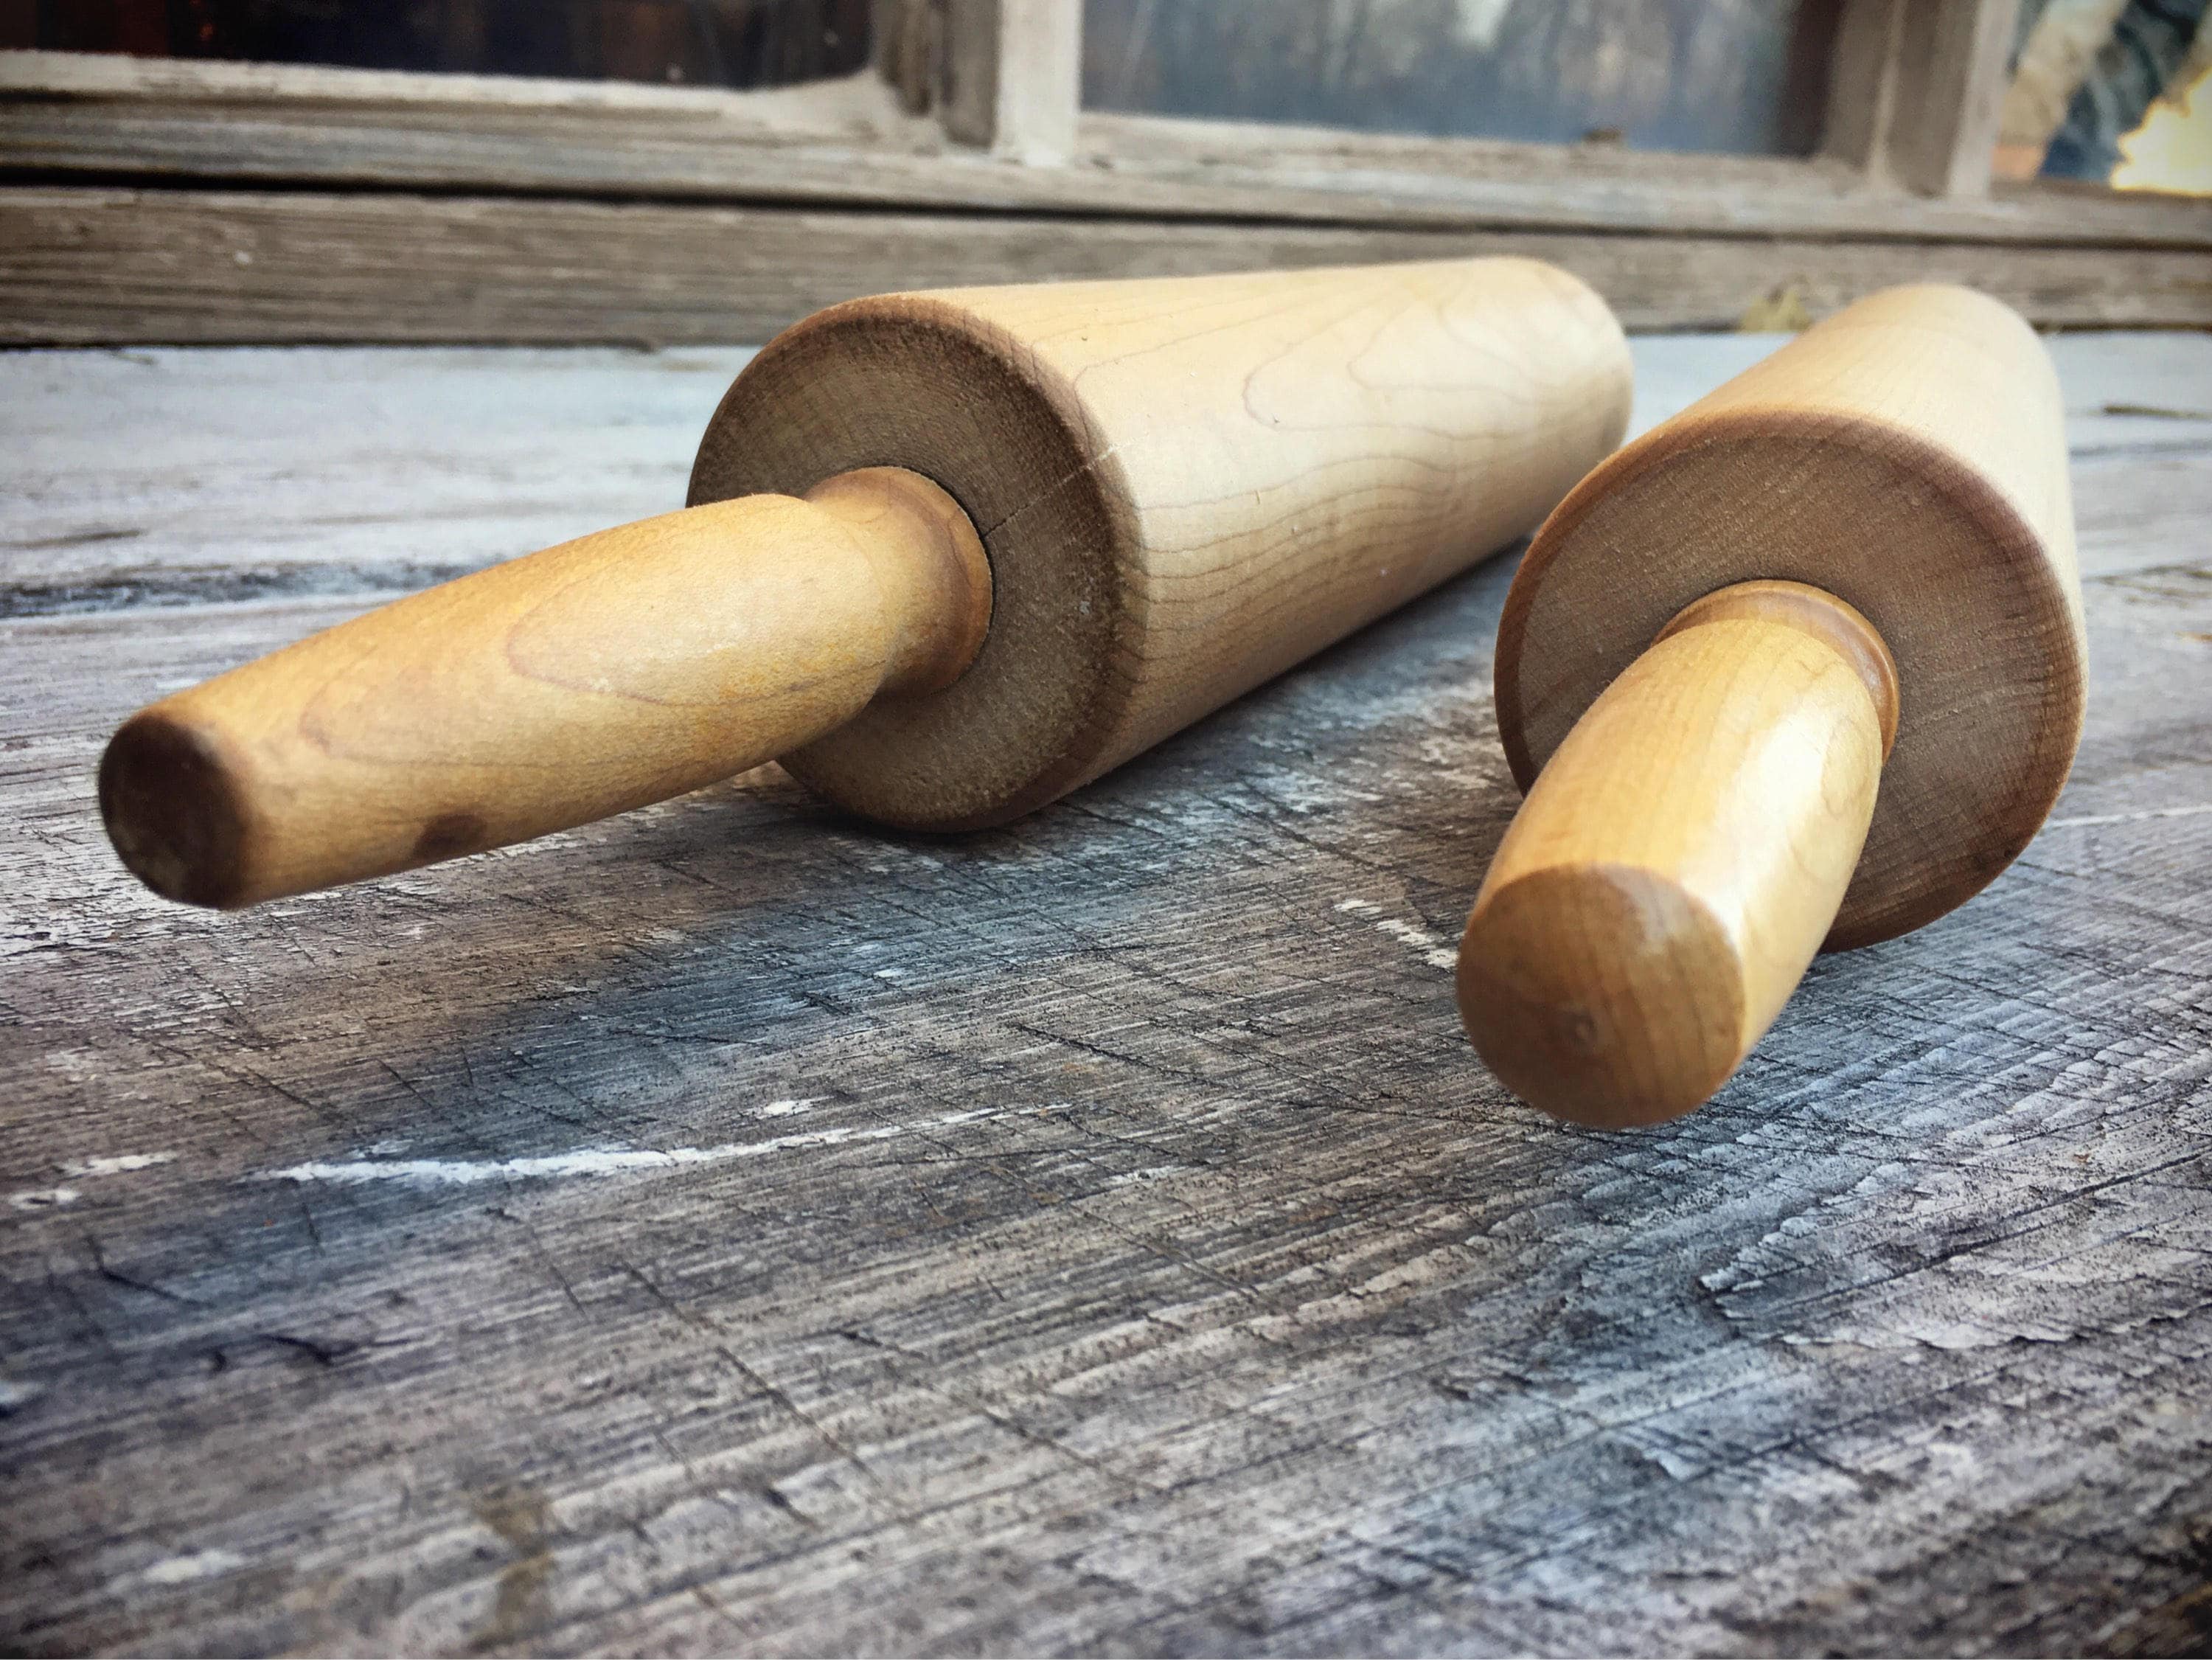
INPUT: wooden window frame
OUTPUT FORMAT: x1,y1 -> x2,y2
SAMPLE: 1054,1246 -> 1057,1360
2,0 -> 2206,344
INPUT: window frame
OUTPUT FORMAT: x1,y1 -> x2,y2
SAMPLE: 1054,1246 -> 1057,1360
2,0 -> 2206,345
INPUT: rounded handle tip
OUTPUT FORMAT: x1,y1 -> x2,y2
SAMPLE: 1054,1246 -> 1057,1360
1457,864 -> 1749,1128
94,469 -> 994,909
1458,580 -> 1896,1127
98,712 -> 251,909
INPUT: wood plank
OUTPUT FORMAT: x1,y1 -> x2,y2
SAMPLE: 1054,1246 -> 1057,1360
10,336 -> 2205,617
2071,451 -> 2212,577
1825,0 -> 2022,198
870,0 -> 939,116
1,344 -> 754,605
6,185 -> 2211,350
1819,0 -> 1902,170
6,50 -> 2210,249
1887,0 -> 2021,197
939,0 -> 1080,163
3,336 -> 2211,1654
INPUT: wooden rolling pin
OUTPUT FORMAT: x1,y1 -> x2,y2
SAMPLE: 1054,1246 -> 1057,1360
100,258 -> 1630,908
1458,285 -> 2084,1128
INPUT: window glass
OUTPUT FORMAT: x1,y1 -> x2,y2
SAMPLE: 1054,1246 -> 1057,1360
1082,0 -> 1840,156
12,0 -> 871,88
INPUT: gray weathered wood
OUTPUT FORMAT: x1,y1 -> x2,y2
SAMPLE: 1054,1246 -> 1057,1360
0,344 -> 755,605
872,0 -> 940,116
10,334 -> 2205,611
1885,0 -> 2022,196
4,333 -> 2210,1656
7,185 -> 2212,350
1824,0 -> 2024,198
9,38 -> 2210,345
7,51 -> 2211,250
938,0 -> 1081,162
1820,0 -> 1903,172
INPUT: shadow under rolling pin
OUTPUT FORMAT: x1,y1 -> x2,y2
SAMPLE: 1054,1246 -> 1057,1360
1458,284 -> 2086,1128
99,258 -> 1631,909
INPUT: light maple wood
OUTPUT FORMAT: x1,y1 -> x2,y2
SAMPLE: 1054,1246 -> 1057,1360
100,468 -> 990,908
1460,583 -> 1899,1128
1471,283 -> 2084,1125
98,256 -> 1630,904
1497,283 -> 2084,951
691,256 -> 1628,831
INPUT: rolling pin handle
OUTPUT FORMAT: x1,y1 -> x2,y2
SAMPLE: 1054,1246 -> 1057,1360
1457,580 -> 1899,1128
98,467 -> 990,909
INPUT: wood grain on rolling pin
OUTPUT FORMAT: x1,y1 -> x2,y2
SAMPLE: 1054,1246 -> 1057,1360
1498,285 -> 2083,947
695,257 -> 1632,831
1462,582 -> 1900,1127
99,258 -> 1627,907
100,468 -> 989,907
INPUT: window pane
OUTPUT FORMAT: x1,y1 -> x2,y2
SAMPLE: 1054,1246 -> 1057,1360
1082,0 -> 1837,156
24,0 -> 872,88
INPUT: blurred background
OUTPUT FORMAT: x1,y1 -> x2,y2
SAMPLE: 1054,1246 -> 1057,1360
1,0 -> 876,86
6,0 -> 2205,190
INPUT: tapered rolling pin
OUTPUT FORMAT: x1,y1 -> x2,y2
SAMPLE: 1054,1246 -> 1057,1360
100,258 -> 1630,908
1456,285 -> 2084,1128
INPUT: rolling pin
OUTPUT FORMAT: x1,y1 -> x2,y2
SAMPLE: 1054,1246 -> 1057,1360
1456,285 -> 2084,1128
98,258 -> 1630,908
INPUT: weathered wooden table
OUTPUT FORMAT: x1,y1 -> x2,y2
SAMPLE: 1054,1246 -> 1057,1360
5,331 -> 2209,1657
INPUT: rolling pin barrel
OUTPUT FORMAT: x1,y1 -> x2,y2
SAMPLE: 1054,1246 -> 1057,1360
100,257 -> 1633,908
1459,284 -> 2086,1127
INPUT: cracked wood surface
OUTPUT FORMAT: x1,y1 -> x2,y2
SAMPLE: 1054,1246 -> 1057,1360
4,332 -> 2211,1657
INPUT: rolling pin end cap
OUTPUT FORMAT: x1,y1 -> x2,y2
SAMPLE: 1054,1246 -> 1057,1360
1457,864 -> 1745,1128
99,712 -> 250,909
